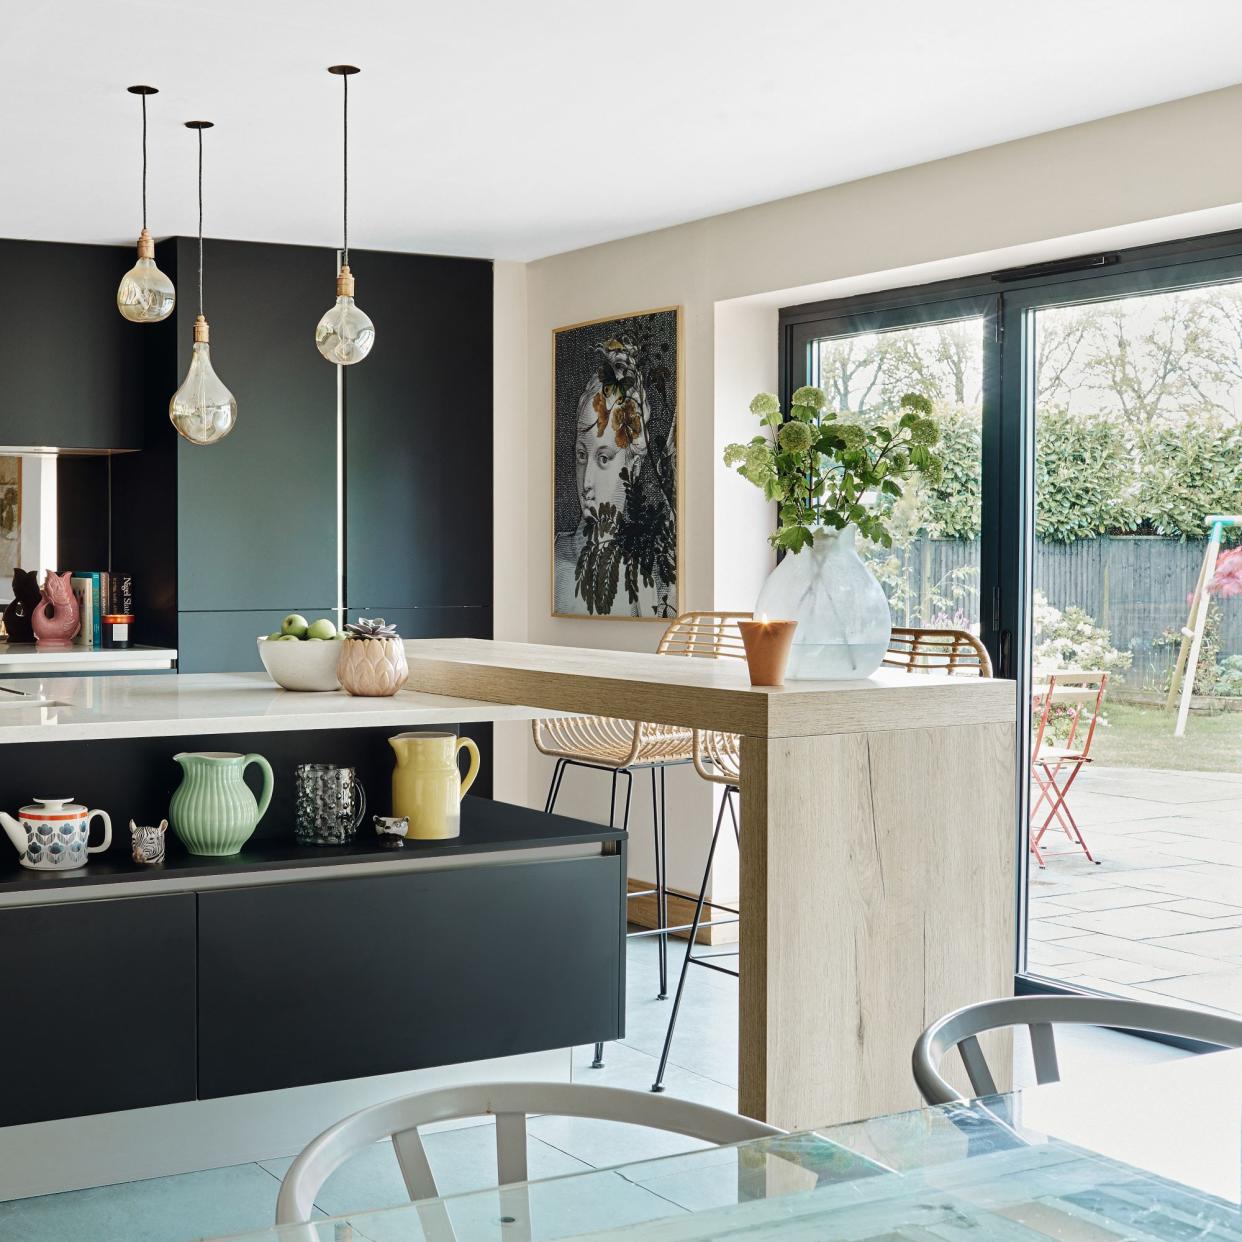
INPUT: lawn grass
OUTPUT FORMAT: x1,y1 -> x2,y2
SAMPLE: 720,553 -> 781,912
1092,699 -> 1242,773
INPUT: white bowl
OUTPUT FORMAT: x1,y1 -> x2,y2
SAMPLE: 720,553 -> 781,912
257,636 -> 343,692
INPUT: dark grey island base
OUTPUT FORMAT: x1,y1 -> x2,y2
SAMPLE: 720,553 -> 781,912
0,790 -> 626,1128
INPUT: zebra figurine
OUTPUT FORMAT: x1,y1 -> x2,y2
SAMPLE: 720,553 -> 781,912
129,819 -> 168,866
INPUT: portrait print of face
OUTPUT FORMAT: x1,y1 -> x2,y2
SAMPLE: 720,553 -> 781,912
553,310 -> 679,619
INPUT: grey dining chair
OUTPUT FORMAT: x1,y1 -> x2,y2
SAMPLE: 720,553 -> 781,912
276,1080 -> 781,1235
913,994 -> 1242,1106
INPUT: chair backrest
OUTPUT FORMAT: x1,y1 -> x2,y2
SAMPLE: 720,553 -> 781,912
657,611 -> 750,661
276,1080 -> 780,1225
883,627 -> 992,676
913,994 -> 1242,1106
1031,669 -> 1108,760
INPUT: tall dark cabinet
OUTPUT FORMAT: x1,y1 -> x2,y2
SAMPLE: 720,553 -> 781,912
344,250 -> 493,639
110,239 -> 494,670
0,239 -> 142,451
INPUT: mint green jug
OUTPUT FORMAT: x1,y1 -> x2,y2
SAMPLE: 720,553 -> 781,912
169,751 -> 274,857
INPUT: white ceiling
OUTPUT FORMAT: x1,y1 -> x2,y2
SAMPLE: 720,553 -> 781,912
4,0 -> 1242,262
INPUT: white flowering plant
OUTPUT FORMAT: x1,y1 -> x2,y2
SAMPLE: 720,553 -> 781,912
723,387 -> 943,553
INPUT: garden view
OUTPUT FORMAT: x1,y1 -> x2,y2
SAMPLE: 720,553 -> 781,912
813,282 -> 1242,1017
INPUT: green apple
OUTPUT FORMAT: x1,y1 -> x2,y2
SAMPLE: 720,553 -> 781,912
306,618 -> 337,641
281,613 -> 309,638
265,631 -> 283,641
277,633 -> 300,642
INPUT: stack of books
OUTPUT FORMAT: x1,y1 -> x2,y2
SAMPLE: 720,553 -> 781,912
70,572 -> 134,648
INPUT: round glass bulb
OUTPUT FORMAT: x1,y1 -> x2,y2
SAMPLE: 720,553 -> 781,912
170,333 -> 237,445
316,294 -> 375,365
117,255 -> 175,323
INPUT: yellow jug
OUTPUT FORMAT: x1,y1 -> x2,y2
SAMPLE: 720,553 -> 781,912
389,731 -> 481,840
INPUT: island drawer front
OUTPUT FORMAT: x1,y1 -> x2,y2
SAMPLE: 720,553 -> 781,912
197,854 -> 625,1098
0,893 -> 197,1127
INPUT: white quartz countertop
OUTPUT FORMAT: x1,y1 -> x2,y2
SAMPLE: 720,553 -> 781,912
0,672 -> 554,744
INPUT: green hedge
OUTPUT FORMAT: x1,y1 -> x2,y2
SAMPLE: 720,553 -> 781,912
914,405 -> 1242,541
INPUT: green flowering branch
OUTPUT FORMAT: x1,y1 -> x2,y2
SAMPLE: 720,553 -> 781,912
723,387 -> 943,553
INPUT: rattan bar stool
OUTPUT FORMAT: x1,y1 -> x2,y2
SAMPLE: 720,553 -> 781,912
532,611 -> 751,1069
883,626 -> 992,676
651,624 -> 993,1092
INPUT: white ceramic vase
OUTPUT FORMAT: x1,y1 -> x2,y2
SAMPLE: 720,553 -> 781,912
754,525 -> 891,680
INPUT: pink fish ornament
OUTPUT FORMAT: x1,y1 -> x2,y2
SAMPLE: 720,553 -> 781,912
31,570 -> 81,647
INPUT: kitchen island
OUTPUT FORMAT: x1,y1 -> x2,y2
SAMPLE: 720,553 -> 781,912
0,672 -> 623,1197
401,638 -> 1019,1131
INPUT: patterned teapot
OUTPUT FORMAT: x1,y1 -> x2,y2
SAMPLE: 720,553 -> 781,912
0,798 -> 112,870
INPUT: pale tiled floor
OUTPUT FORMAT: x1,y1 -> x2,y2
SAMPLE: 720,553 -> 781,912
1028,765 -> 1242,1016
0,932 -> 1194,1242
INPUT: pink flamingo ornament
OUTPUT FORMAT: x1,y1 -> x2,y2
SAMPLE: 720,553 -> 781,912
31,571 -> 80,647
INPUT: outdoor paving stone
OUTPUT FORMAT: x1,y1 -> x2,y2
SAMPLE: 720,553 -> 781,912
1025,942 -> 1105,968
1038,885 -> 1168,912
1157,898 -> 1242,919
1148,924 -> 1242,959
1038,905 -> 1219,939
1050,933 -> 1220,977
1139,969 -> 1242,1016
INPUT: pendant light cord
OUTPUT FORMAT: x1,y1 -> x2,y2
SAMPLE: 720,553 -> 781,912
141,91 -> 148,232
197,125 -> 204,318
342,71 -> 349,269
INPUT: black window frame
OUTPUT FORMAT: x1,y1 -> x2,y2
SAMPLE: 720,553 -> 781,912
779,225 -> 1242,1018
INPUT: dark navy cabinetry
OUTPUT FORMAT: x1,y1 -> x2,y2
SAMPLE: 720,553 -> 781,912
0,239 -> 143,451
108,239 -> 494,670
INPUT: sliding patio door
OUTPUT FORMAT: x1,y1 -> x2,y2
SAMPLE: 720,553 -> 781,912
1009,268 -> 1242,1021
783,233 -> 1242,1024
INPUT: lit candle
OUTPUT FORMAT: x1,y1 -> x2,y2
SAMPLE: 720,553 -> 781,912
737,614 -> 798,687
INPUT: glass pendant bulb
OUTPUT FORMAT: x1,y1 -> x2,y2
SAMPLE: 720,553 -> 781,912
315,265 -> 375,365
117,229 -> 175,322
170,315 -> 237,445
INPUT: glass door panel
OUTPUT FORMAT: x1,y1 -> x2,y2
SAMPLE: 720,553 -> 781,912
1025,282 -> 1242,1019
809,317 -> 986,633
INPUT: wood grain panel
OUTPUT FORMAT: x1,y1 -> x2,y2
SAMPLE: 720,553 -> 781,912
403,639 -> 1015,739
739,721 -> 1015,1129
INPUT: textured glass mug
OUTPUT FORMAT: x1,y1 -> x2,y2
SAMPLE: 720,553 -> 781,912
294,764 -> 367,846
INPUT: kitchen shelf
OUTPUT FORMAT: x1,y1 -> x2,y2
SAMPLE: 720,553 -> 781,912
0,795 -> 622,899
0,643 -> 177,675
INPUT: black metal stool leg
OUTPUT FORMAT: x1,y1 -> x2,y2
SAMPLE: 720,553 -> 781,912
651,789 -> 728,1092
545,759 -> 567,815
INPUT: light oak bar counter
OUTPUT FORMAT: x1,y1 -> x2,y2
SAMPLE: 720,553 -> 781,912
404,637 -> 1018,1131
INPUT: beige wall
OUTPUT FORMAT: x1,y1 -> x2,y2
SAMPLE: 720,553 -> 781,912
494,83 -> 1242,892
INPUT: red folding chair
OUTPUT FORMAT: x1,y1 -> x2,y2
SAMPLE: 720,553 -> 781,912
1030,671 -> 1108,868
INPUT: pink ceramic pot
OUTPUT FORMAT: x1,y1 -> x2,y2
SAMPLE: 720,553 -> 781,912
31,571 -> 81,647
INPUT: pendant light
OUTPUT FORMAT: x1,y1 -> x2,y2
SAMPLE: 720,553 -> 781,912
169,121 -> 237,445
116,85 -> 175,322
315,65 -> 375,365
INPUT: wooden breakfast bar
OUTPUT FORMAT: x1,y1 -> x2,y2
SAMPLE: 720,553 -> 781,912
404,637 -> 1019,1131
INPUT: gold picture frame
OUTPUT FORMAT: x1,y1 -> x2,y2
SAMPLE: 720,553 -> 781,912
550,306 -> 683,621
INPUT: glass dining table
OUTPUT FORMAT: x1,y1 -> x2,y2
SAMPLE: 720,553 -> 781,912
210,1049 -> 1241,1241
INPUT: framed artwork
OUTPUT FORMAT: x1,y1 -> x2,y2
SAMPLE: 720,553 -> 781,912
0,457 -> 19,594
551,306 -> 681,620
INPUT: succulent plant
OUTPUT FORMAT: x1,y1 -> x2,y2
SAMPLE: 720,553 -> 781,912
343,617 -> 400,641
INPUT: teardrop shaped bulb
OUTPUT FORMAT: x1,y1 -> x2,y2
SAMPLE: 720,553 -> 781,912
117,255 -> 175,323
316,294 -> 375,365
169,318 -> 237,445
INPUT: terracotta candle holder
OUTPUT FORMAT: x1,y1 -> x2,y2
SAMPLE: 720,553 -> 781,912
737,618 -> 797,687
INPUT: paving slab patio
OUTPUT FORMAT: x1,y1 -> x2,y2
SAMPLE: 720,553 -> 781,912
1029,764 -> 1242,1018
